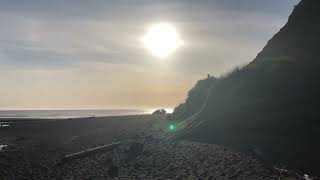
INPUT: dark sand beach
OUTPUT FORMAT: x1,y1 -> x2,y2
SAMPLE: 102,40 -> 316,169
0,115 -> 278,179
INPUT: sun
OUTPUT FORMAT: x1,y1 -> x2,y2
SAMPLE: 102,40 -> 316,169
142,23 -> 183,58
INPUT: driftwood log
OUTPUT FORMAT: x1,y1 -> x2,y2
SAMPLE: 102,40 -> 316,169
61,142 -> 122,163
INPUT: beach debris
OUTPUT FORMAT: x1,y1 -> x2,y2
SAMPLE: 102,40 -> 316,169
107,165 -> 119,178
60,142 -> 121,163
0,123 -> 10,128
0,144 -> 19,153
0,145 -> 8,151
273,166 -> 318,180
304,174 -> 312,180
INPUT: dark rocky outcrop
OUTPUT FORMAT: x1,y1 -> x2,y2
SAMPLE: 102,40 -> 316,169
152,109 -> 166,115
175,0 -> 320,174
252,0 -> 320,63
172,76 -> 217,120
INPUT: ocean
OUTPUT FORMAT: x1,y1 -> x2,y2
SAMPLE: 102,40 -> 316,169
0,109 -> 155,119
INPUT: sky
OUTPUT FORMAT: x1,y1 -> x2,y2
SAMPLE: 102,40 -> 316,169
0,0 -> 299,110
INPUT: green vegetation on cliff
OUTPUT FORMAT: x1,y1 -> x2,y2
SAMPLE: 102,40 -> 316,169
172,76 -> 217,120
174,0 -> 320,174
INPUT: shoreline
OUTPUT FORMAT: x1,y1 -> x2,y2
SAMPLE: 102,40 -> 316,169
0,114 -> 152,123
0,114 -> 279,179
0,109 -> 156,122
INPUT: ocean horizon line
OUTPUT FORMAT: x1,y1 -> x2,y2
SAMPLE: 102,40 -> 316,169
0,108 -> 173,119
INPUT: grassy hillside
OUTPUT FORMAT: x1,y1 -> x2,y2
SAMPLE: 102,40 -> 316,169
175,0 -> 320,174
172,76 -> 217,120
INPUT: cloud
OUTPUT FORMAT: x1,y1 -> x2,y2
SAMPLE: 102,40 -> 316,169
0,0 -> 299,73
0,0 -> 301,109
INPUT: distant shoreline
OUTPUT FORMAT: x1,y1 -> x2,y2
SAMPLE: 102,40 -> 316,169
0,109 -> 155,120
0,114 -> 152,123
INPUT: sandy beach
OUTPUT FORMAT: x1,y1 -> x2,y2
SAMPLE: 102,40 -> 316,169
0,115 -> 278,179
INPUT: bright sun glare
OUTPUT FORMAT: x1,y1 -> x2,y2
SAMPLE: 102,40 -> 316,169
142,23 -> 183,58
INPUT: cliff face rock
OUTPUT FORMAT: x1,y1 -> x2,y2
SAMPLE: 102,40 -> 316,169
177,0 -> 320,174
252,0 -> 320,63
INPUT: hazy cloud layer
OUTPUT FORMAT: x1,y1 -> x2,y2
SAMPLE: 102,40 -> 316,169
0,0 -> 300,109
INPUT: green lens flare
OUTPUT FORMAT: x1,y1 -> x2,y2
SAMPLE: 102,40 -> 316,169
169,124 -> 175,130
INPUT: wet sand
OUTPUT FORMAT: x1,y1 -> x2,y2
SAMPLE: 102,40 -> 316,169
0,115 -> 278,179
